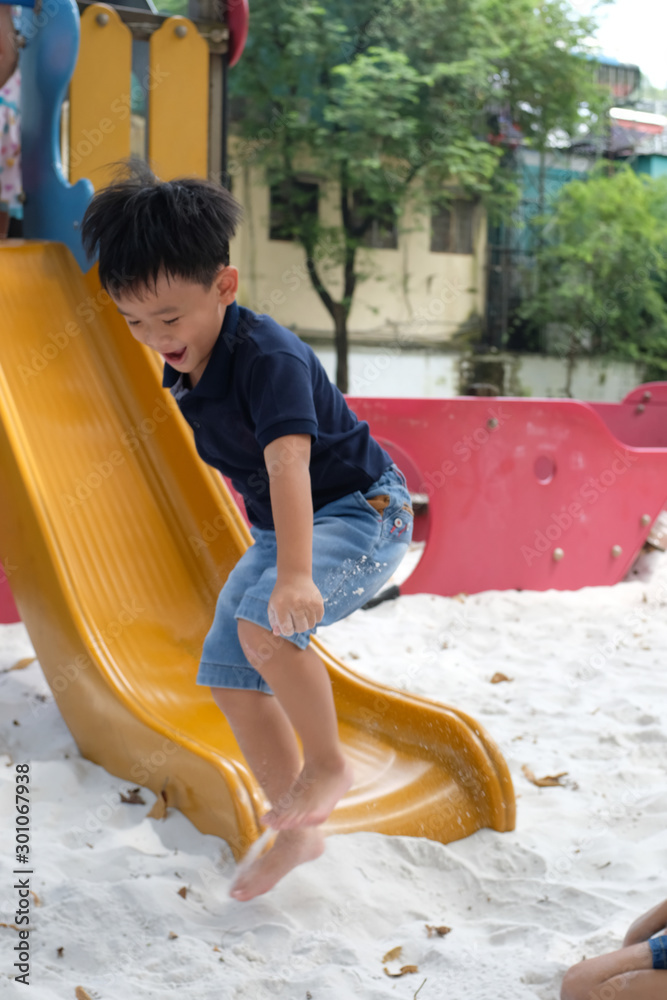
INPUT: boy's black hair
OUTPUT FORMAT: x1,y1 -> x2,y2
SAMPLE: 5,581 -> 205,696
80,158 -> 243,297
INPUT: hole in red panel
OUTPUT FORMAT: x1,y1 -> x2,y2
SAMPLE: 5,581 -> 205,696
534,455 -> 556,484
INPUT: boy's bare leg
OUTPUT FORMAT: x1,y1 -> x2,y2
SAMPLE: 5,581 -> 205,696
237,618 -> 354,829
210,686 -> 326,901
561,942 -> 664,1000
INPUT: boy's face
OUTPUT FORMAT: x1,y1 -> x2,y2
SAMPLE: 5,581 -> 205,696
111,266 -> 238,388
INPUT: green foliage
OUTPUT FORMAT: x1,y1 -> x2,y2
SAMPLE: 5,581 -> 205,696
483,0 -> 610,149
229,0 -> 610,387
521,163 -> 667,377
154,0 -> 188,15
232,0 -> 605,199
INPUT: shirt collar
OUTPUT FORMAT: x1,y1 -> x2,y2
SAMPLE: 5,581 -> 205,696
162,300 -> 240,397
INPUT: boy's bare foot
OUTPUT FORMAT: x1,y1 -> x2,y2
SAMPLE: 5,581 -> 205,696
229,827 -> 325,901
262,756 -> 354,830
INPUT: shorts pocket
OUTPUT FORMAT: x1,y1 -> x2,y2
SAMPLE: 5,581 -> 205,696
355,466 -> 413,528
355,491 -> 390,517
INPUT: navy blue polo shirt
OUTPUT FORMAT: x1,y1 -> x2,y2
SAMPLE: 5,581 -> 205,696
162,301 -> 393,530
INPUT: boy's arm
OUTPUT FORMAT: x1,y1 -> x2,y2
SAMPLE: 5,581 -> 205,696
623,899 -> 667,947
263,433 -> 324,637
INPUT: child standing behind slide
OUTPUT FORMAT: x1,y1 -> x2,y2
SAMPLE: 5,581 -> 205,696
0,5 -> 21,239
561,898 -> 667,999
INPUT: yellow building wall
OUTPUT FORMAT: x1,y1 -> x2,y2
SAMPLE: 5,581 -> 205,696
230,162 -> 486,345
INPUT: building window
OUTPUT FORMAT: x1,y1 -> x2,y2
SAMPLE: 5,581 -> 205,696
351,191 -> 398,249
431,200 -> 475,254
269,178 -> 319,241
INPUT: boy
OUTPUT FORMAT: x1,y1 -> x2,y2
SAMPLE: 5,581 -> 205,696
561,898 -> 667,1000
81,161 -> 413,902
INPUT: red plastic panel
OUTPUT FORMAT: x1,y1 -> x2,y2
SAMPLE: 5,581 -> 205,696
226,0 -> 249,67
592,382 -> 667,449
0,576 -> 19,624
346,395 -> 667,597
622,381 -> 667,405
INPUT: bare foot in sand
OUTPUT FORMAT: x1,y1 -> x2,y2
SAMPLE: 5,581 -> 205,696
262,756 -> 354,830
230,827 -> 325,901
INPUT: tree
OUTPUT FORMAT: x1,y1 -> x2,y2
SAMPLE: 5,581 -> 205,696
230,0 -> 608,391
520,163 -> 667,391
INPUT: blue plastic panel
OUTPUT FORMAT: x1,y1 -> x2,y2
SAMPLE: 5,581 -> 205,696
19,0 -> 94,271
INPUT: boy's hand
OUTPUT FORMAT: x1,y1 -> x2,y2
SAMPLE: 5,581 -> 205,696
268,573 -> 324,636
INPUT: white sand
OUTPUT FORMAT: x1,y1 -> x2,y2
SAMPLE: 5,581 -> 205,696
1,547 -> 666,999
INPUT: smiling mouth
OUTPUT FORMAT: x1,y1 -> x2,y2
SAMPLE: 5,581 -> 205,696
163,347 -> 187,364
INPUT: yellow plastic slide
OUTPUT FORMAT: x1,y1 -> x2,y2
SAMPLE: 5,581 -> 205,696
0,242 -> 515,858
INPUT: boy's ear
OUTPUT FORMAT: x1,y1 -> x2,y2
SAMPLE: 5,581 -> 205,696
215,265 -> 239,305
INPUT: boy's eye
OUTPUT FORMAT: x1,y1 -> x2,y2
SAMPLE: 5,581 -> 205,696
127,318 -> 179,326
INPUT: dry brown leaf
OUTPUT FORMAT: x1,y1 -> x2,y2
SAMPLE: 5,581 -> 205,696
522,765 -> 568,787
384,965 -> 419,977
146,792 -> 168,820
453,593 -> 467,603
75,989 -> 94,1000
8,657 -> 36,672
120,788 -> 146,805
382,945 -> 403,963
168,931 -> 178,939
146,778 -> 173,820
425,924 -> 451,937
0,922 -> 21,931
177,886 -> 188,899
490,672 -> 513,684
30,890 -> 41,906
213,946 -> 221,952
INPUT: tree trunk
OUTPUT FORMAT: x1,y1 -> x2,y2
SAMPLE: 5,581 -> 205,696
563,328 -> 577,398
302,250 -> 351,393
332,302 -> 349,393
301,161 -> 359,393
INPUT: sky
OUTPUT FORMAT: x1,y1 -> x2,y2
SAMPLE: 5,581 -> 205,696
576,0 -> 667,89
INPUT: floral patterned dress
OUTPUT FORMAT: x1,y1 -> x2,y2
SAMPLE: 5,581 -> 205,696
0,65 -> 21,219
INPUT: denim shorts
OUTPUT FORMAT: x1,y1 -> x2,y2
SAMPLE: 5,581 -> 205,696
196,464 -> 413,693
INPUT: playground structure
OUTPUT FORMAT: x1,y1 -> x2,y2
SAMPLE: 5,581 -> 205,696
0,0 -> 516,857
18,0 -> 248,269
346,389 -> 667,598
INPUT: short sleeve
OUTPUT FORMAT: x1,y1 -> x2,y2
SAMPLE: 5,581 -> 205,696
249,350 -> 319,451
